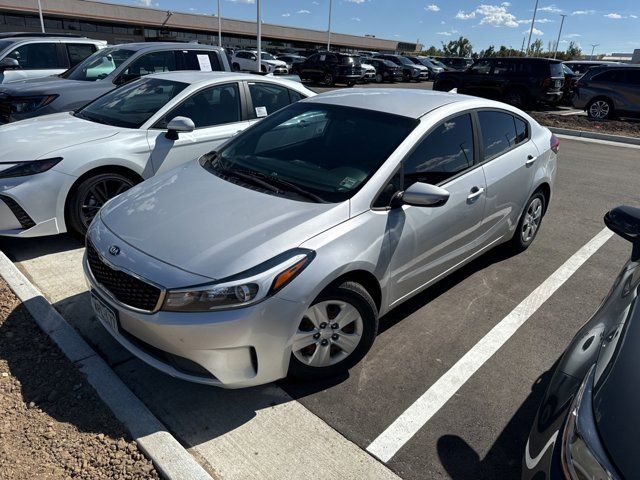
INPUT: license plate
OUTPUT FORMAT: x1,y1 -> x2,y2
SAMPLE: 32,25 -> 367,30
91,291 -> 119,334
555,80 -> 562,88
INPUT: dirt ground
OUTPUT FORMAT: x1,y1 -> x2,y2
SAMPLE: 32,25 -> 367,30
0,279 -> 160,480
531,112 -> 640,138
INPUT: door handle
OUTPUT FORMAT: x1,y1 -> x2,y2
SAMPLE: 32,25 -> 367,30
526,154 -> 537,167
467,186 -> 485,201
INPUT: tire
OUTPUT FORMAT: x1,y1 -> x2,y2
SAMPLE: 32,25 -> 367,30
346,82 -> 355,88
261,65 -> 267,74
375,73 -> 383,84
323,72 -> 335,86
67,172 -> 137,238
288,281 -> 378,380
232,62 -> 240,72
508,191 -> 546,252
587,98 -> 614,120
504,88 -> 529,109
402,71 -> 412,82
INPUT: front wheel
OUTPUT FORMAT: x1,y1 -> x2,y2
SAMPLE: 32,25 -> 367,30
508,191 -> 546,252
375,73 -> 383,83
288,282 -> 378,380
67,172 -> 136,237
324,72 -> 335,86
587,98 -> 614,119
504,88 -> 529,109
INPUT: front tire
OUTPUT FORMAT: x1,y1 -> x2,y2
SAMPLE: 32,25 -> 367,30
375,73 -> 383,84
288,282 -> 378,380
324,72 -> 335,86
508,191 -> 546,252
504,88 -> 529,109
587,98 -> 614,119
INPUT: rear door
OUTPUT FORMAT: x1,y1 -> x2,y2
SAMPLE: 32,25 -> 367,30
65,43 -> 98,68
245,81 -> 308,120
460,59 -> 494,98
1,40 -> 66,82
477,109 -> 539,241
148,82 -> 251,174
179,50 -> 224,72
615,69 -> 640,115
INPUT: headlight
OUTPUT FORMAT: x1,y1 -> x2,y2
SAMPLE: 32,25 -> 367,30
561,365 -> 620,480
11,95 -> 58,114
0,158 -> 62,178
162,249 -> 315,312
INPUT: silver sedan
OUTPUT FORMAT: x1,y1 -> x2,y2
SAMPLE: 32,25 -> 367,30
85,89 -> 558,388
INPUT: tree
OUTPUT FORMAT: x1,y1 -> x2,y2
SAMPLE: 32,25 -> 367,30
528,38 -> 544,57
442,36 -> 473,57
479,45 -> 496,57
422,45 -> 443,56
565,41 -> 582,60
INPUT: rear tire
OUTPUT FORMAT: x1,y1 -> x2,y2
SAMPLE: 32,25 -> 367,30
587,98 -> 614,119
504,88 -> 529,109
324,72 -> 335,86
508,191 -> 546,252
288,281 -> 378,380
375,73 -> 383,84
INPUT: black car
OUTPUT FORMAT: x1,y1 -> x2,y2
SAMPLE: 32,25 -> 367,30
523,205 -> 640,480
364,58 -> 403,83
434,56 -> 473,71
433,57 -> 565,108
296,52 -> 363,86
564,60 -> 622,76
373,54 -> 425,82
278,54 -> 306,72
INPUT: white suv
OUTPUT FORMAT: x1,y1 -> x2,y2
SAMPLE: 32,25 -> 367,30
231,50 -> 288,75
0,36 -> 107,83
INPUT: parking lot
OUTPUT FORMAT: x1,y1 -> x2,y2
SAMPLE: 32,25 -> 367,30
1,132 -> 638,478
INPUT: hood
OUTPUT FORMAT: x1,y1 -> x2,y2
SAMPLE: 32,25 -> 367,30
413,64 -> 429,71
361,63 -> 375,71
0,112 -> 120,161
264,59 -> 287,67
0,77 -> 112,105
100,160 -> 350,279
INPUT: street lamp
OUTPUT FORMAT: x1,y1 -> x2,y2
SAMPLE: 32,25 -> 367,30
553,14 -> 566,59
526,0 -> 539,55
37,0 -> 45,33
257,0 -> 262,73
217,0 -> 222,47
590,43 -> 600,60
327,0 -> 333,51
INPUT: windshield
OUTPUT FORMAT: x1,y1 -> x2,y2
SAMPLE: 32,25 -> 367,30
432,59 -> 446,68
75,78 -> 187,129
549,62 -> 564,77
399,57 -> 414,66
61,47 -> 135,81
562,64 -> 575,75
407,57 -> 421,65
261,52 -> 276,60
340,56 -> 361,66
206,103 -> 418,203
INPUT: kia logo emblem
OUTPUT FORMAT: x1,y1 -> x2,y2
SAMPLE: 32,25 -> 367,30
108,245 -> 120,256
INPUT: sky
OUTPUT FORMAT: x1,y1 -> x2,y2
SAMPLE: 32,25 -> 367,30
107,0 -> 639,54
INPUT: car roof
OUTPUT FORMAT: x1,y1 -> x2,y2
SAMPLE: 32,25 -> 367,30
478,57 -> 561,63
304,88 -> 468,119
107,42 -> 223,52
145,71 -> 305,89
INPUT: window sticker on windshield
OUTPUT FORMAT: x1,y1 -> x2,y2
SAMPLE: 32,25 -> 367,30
339,177 -> 357,189
255,106 -> 268,118
197,54 -> 212,72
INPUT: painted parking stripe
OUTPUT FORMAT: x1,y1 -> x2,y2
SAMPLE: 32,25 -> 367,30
367,227 -> 614,463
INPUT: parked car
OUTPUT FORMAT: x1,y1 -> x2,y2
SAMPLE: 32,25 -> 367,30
0,72 -> 313,237
434,56 -> 473,71
374,54 -> 428,82
523,205 -> 640,480
0,35 -> 106,84
405,56 -> 444,79
434,57 -> 565,108
277,54 -> 306,72
572,66 -> 640,119
231,50 -> 288,75
84,89 -> 557,388
563,60 -> 622,76
296,52 -> 363,86
365,58 -> 403,83
0,43 -> 230,125
358,58 -> 376,83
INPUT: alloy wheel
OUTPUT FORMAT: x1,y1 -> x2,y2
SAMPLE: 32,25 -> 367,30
80,176 -> 134,229
293,300 -> 363,368
324,73 -> 334,86
521,197 -> 543,244
589,100 -> 610,119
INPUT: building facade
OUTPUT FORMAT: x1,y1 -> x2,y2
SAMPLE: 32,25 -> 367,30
0,0 -> 418,53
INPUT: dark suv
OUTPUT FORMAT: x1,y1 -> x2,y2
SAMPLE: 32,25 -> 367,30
434,56 -> 473,71
572,66 -> 640,119
433,57 -> 565,108
296,52 -> 363,86
373,54 -> 426,82
364,58 -> 403,83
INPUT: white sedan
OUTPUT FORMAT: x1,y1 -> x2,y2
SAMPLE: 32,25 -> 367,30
0,71 -> 314,237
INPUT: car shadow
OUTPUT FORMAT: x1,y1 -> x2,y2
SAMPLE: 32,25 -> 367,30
0,233 -> 82,262
436,360 -> 558,480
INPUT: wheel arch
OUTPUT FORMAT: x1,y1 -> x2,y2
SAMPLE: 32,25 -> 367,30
322,269 -> 382,314
533,182 -> 551,214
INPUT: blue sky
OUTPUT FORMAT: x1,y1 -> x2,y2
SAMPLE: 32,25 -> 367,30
115,1 -> 639,54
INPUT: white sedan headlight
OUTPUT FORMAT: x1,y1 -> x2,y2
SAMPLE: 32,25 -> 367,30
162,249 -> 314,312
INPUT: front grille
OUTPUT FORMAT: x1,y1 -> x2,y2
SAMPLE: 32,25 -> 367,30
87,242 -> 162,312
0,195 -> 35,229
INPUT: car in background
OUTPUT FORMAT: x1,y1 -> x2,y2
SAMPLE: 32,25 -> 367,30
0,35 -> 106,84
364,58 -> 403,83
434,57 -> 565,108
0,72 -> 313,237
434,56 -> 473,71
231,50 -> 288,75
404,55 -> 444,79
572,66 -> 640,119
0,43 -> 230,124
84,89 -> 556,388
356,50 -> 378,58
563,60 -> 622,76
277,54 -> 306,72
523,205 -> 640,480
373,54 -> 427,82
560,63 -> 578,102
296,52 -> 363,86
357,57 -> 376,83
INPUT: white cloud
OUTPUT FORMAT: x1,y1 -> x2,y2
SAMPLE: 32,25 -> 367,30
565,33 -> 581,38
351,16 -> 361,21
312,1 -> 319,4
344,0 -> 365,3
571,10 -> 595,15
297,9 -> 311,14
631,14 -> 638,19
227,0 -> 255,3
501,2 -> 511,6
425,4 -> 440,12
476,4 -> 519,28
518,17 -> 553,24
440,20 -> 445,24
281,12 -> 290,17
604,12 -> 624,19
437,31 -> 452,36
525,27 -> 544,35
136,0 -> 153,5
539,5 -> 562,13
455,10 -> 476,20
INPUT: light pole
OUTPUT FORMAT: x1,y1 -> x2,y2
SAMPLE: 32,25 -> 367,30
553,14 -> 566,59
590,43 -> 599,60
526,0 -> 539,56
217,0 -> 222,47
257,0 -> 262,73
37,0 -> 45,33
327,0 -> 333,51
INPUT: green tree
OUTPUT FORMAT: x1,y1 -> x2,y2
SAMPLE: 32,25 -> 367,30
565,41 -> 582,60
442,36 -> 473,57
479,45 -> 496,57
422,45 -> 443,56
528,38 -> 544,57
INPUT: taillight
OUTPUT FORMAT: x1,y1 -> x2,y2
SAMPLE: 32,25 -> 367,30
542,77 -> 552,88
550,134 -> 560,154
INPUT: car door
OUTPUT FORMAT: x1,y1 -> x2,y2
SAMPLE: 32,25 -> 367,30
245,81 -> 307,119
477,109 -> 540,241
460,59 -> 494,98
387,113 -> 488,305
65,43 -> 98,68
2,41 -> 65,82
615,69 -> 640,115
148,82 -> 251,175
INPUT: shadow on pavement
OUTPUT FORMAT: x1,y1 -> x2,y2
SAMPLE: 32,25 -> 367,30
0,233 -> 82,262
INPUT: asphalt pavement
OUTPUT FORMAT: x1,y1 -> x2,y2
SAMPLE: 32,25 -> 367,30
1,133 -> 638,478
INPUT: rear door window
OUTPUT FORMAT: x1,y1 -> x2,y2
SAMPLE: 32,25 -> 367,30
469,60 -> 492,75
123,50 -> 177,78
181,50 -> 222,72
478,111 -> 518,160
6,42 -> 62,69
66,43 -> 98,67
549,62 -> 564,77
248,82 -> 301,117
514,117 -> 529,144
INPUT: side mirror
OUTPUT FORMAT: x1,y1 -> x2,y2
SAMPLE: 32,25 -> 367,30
165,116 -> 195,140
604,206 -> 640,261
0,57 -> 19,71
251,55 -> 257,61
396,182 -> 450,208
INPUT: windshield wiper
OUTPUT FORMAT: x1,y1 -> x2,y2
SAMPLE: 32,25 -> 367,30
216,167 -> 283,195
234,169 -> 326,203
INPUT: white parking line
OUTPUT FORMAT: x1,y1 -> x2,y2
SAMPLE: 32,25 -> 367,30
367,227 -> 614,463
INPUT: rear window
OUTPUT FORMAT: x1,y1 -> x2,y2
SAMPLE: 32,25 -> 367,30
181,50 -> 222,72
340,55 -> 361,66
549,62 -> 564,77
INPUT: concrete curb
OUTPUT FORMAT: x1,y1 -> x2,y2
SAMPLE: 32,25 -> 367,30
548,126 -> 640,146
0,252 -> 214,480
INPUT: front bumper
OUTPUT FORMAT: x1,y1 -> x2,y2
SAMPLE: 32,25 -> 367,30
84,220 -> 308,388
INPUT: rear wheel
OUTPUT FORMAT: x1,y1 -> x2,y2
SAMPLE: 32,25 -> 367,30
67,172 -> 136,237
504,88 -> 529,109
403,71 -> 412,82
587,98 -> 614,119
288,282 -> 378,380
508,191 -> 546,252
375,73 -> 383,83
324,72 -> 335,86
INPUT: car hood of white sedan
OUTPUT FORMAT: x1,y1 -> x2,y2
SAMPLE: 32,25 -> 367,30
99,160 -> 350,280
0,112 -> 120,162
264,59 -> 287,67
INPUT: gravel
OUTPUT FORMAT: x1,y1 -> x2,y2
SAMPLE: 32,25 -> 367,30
0,279 -> 160,480
531,112 -> 640,138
